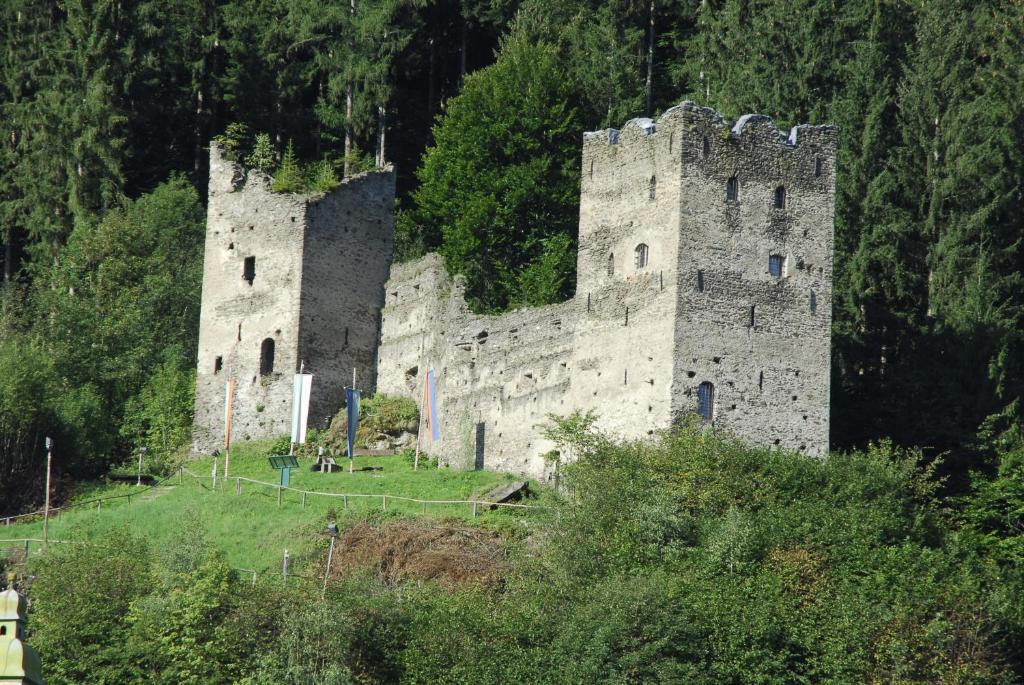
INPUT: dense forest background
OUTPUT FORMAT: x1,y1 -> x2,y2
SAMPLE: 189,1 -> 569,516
1,0 -> 1023,511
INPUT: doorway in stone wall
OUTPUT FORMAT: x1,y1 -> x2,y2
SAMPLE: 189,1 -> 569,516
474,422 -> 485,470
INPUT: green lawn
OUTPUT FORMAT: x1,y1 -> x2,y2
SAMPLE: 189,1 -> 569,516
1,440 -> 545,575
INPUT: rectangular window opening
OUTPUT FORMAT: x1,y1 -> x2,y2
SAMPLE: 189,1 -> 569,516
243,256 -> 256,285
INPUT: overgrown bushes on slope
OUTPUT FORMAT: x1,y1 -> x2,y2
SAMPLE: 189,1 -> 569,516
20,427 -> 1023,683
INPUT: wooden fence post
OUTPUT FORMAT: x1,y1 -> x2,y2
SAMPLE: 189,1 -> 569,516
302,492 -> 307,509
472,500 -> 477,518
236,478 -> 241,496
382,495 -> 387,511
343,495 -> 348,510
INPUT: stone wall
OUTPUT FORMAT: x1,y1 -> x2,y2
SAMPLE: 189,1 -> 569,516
375,102 -> 836,477
192,145 -> 394,453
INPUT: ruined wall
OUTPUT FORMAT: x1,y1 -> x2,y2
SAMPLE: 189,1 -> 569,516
375,102 -> 836,477
194,102 -> 835,473
377,256 -> 575,476
192,145 -> 394,452
299,170 -> 395,428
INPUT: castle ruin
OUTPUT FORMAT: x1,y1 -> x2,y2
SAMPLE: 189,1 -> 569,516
193,102 -> 837,478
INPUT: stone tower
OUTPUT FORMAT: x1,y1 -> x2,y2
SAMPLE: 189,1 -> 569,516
191,144 -> 395,453
577,103 -> 836,456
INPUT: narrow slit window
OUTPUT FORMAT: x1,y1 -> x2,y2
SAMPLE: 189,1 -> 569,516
697,269 -> 705,292
214,356 -> 223,374
758,370 -> 764,390
259,338 -> 275,376
810,290 -> 817,314
702,136 -> 710,158
243,256 -> 256,285
769,254 -> 785,278
607,253 -> 615,277
649,175 -> 656,200
697,381 -> 715,420
773,186 -> 786,209
634,243 -> 649,270
814,157 -> 823,177
725,176 -> 739,202
748,305 -> 756,327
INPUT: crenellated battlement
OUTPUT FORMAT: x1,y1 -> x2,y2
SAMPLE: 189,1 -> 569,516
583,101 -> 837,157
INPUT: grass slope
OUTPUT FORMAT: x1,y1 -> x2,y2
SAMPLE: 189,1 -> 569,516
1,440 -> 534,574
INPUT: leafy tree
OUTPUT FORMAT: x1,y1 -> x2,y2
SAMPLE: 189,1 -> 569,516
30,529 -> 154,685
271,140 -> 302,192
400,32 -> 583,312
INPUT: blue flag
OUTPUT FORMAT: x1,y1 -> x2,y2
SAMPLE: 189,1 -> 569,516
346,388 -> 360,459
427,369 -> 440,441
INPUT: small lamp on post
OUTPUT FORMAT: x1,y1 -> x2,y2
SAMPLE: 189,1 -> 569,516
136,446 -> 147,487
322,522 -> 339,599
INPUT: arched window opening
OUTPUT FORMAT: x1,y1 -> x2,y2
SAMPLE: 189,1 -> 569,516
697,382 -> 715,420
773,186 -> 786,209
259,338 -> 275,376
649,175 -> 657,200
243,256 -> 256,285
607,252 -> 615,277
702,136 -> 710,158
769,254 -> 785,278
634,243 -> 649,270
725,176 -> 739,202
814,157 -> 823,177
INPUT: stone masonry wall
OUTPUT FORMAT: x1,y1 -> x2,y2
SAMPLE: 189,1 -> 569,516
194,102 -> 835,475
192,145 -> 394,453
375,102 -> 836,478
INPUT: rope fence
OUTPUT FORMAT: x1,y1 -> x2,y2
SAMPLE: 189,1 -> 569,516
3,464 -> 550,529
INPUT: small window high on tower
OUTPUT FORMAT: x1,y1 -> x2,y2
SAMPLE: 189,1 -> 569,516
259,338 -> 275,376
769,254 -> 785,278
697,381 -> 715,420
243,256 -> 256,285
635,243 -> 649,270
725,177 -> 739,202
607,253 -> 615,277
773,186 -> 786,209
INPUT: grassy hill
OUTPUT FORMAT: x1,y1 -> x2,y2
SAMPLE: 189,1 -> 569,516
1,440 -> 543,574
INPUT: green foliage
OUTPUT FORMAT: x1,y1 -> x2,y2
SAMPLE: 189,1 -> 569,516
400,33 -> 583,312
214,123 -> 253,162
307,159 -> 341,193
30,529 -> 154,685
245,133 -> 276,174
120,346 -> 195,472
270,140 -> 302,192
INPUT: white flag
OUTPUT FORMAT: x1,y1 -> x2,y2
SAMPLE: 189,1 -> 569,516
291,373 -> 313,444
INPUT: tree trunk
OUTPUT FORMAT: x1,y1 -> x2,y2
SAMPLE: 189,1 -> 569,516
645,0 -> 655,117
345,0 -> 357,176
460,18 -> 467,84
2,231 -> 11,282
376,104 -> 386,166
193,83 -> 205,180
427,36 -> 436,115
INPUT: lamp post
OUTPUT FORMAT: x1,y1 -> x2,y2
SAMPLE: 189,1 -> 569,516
322,522 -> 339,598
136,446 -> 147,486
43,437 -> 53,545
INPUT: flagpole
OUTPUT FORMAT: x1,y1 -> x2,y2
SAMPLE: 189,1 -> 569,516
414,369 -> 428,471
